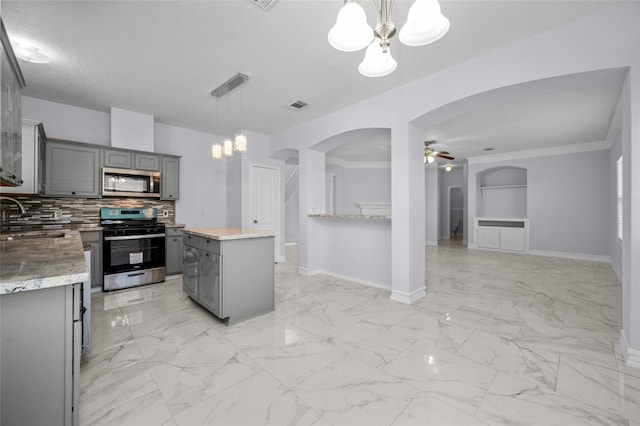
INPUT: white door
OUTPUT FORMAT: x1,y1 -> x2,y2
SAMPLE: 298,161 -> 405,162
250,165 -> 281,260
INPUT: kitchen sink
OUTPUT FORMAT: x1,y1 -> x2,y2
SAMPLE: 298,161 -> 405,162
0,231 -> 66,241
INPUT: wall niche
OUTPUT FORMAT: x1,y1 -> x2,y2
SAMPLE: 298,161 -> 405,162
476,166 -> 527,218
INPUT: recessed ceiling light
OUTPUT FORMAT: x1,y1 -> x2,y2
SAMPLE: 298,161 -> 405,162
14,42 -> 51,64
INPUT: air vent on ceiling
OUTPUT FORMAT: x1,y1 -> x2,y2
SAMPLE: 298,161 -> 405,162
249,0 -> 277,11
287,100 -> 309,111
211,73 -> 249,98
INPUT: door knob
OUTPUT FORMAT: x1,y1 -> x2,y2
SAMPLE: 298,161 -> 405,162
253,220 -> 258,224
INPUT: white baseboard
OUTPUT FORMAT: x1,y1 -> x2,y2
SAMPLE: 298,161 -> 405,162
425,240 -> 438,247
390,286 -> 426,304
528,249 -> 611,263
305,269 -> 390,291
610,259 -> 622,283
619,330 -> 640,369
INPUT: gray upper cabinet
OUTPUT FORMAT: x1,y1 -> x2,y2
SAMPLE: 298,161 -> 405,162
103,149 -> 132,169
45,140 -> 101,197
0,120 -> 45,195
134,153 -> 160,171
161,156 -> 180,200
0,22 -> 26,187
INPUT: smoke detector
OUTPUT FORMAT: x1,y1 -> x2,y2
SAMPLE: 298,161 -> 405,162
249,0 -> 277,11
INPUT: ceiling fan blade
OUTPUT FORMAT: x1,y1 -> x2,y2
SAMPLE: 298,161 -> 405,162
436,153 -> 455,160
438,151 -> 450,155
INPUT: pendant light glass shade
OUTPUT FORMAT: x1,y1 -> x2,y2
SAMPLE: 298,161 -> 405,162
328,1 -> 374,52
234,134 -> 247,152
223,139 -> 234,157
211,143 -> 223,159
399,0 -> 450,46
358,40 -> 397,78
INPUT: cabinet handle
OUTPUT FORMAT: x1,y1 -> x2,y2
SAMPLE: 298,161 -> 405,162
71,191 -> 76,195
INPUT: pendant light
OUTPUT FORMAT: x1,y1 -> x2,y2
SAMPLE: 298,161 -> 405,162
210,73 -> 250,159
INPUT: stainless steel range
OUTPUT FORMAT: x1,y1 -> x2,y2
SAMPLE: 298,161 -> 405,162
101,207 -> 166,291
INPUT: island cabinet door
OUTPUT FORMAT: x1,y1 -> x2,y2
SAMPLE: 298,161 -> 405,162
182,246 -> 198,299
198,251 -> 222,318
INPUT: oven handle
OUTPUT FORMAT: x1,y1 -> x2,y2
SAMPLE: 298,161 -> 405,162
104,233 -> 166,241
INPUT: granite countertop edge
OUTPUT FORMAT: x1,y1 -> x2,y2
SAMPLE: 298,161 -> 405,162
0,230 -> 89,295
308,214 -> 392,220
183,227 -> 275,240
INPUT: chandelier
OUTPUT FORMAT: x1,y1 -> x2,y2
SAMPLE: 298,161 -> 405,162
328,0 -> 449,77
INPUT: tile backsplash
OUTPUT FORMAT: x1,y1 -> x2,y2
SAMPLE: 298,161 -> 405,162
0,196 -> 176,229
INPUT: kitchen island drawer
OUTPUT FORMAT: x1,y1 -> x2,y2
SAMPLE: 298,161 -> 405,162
184,233 -> 220,254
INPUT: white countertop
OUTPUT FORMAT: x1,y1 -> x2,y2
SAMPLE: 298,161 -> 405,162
183,227 -> 275,240
0,230 -> 89,295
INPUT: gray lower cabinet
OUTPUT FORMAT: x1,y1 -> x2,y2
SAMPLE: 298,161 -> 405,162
1,284 -> 81,426
165,227 -> 183,275
183,233 -> 274,324
45,140 -> 101,197
161,156 -> 180,200
80,230 -> 103,287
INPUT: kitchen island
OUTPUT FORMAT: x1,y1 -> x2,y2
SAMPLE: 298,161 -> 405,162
182,227 -> 275,325
0,229 -> 88,426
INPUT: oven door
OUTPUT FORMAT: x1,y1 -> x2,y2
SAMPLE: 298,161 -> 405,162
103,234 -> 166,291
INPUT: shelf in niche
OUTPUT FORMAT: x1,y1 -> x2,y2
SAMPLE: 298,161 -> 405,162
480,184 -> 527,198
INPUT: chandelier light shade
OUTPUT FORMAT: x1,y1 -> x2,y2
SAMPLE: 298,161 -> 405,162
211,143 -> 223,159
399,0 -> 450,46
234,134 -> 248,152
329,0 -> 449,77
358,39 -> 397,78
223,139 -> 234,157
328,1 -> 374,52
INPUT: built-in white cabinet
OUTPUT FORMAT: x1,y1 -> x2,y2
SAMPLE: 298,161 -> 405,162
475,218 -> 529,253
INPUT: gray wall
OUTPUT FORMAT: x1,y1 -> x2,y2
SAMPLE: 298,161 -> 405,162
327,164 -> 391,215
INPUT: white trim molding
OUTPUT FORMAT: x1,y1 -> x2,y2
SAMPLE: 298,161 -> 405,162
619,330 -> 640,369
391,286 -> 426,304
467,140 -> 610,165
300,269 -> 390,291
528,250 -> 611,263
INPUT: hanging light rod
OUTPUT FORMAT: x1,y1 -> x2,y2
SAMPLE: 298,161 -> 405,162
328,0 -> 450,77
211,73 -> 249,98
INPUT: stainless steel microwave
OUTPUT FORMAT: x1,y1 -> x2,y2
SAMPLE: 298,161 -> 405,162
102,167 -> 161,198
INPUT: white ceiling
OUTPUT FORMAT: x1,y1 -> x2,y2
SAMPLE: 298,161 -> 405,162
2,0 -> 625,163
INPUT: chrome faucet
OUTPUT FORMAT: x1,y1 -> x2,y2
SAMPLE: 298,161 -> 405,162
0,196 -> 27,226
0,196 -> 27,214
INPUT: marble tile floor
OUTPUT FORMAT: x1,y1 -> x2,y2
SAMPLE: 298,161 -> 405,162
80,242 -> 640,425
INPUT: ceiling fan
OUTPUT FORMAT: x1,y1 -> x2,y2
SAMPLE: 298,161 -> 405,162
424,140 -> 454,164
